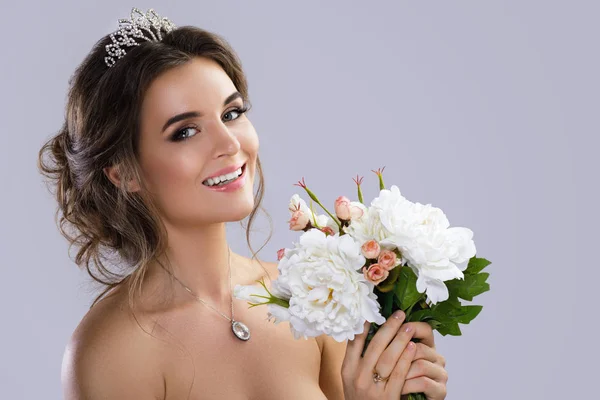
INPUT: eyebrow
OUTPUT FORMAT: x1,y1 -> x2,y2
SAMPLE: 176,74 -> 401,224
161,91 -> 243,133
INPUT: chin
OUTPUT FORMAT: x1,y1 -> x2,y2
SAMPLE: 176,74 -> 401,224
209,190 -> 256,223
227,199 -> 256,222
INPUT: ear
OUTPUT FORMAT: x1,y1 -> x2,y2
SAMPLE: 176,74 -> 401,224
103,164 -> 141,192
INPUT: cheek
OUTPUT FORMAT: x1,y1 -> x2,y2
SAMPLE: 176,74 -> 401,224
139,143 -> 207,204
239,125 -> 259,171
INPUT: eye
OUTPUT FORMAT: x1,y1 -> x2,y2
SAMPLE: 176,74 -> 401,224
170,125 -> 199,142
223,105 -> 249,122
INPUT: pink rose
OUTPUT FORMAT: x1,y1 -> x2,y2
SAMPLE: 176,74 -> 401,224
277,248 -> 286,261
362,263 -> 389,285
288,205 -> 310,231
334,196 -> 364,221
378,250 -> 397,271
320,226 -> 335,236
361,240 -> 381,259
335,196 -> 352,220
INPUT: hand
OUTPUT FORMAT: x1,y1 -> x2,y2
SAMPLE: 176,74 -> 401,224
399,321 -> 448,400
341,310 -> 419,400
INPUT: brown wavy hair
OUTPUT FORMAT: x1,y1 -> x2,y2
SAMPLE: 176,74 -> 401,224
38,25 -> 270,310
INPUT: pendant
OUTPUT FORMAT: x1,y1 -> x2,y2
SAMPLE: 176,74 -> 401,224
231,320 -> 251,341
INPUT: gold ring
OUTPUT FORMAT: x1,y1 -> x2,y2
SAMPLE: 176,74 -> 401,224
373,369 -> 390,383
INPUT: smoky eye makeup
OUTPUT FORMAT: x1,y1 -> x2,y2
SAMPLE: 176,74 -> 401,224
167,103 -> 250,142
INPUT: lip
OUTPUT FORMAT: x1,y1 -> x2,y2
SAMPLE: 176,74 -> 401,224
203,163 -> 248,192
203,162 -> 246,182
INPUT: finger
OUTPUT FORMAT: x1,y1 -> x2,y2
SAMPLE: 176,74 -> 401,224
372,322 -> 417,381
401,376 -> 447,399
361,310 -> 408,369
383,340 -> 417,397
405,359 -> 448,383
344,320 -> 371,370
413,342 -> 446,367
400,321 -> 435,348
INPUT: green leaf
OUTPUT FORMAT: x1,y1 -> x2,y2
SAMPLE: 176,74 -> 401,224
426,319 -> 442,330
394,267 -> 423,311
464,257 -> 492,275
446,273 -> 490,301
393,291 -> 403,309
431,301 -> 483,324
407,308 -> 436,322
382,290 -> 394,317
437,322 -> 462,336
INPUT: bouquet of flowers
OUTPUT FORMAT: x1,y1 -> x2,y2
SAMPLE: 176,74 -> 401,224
234,168 -> 492,400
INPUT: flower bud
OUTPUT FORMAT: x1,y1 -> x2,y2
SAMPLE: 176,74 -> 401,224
335,196 -> 364,221
361,240 -> 381,259
320,226 -> 335,236
362,263 -> 389,285
288,208 -> 310,231
277,248 -> 286,260
334,196 -> 352,220
378,250 -> 397,270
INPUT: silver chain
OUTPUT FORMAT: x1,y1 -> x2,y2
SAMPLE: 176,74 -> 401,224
161,247 -> 234,323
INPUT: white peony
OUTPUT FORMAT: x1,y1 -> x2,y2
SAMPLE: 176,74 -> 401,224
276,229 -> 385,342
347,185 -> 476,304
344,205 -> 393,245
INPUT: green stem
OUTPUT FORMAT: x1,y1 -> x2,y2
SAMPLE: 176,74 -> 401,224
378,174 -> 385,190
357,184 -> 364,204
250,277 -> 290,309
303,189 -> 342,231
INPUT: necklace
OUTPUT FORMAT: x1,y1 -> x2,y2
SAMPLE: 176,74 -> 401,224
162,247 -> 251,341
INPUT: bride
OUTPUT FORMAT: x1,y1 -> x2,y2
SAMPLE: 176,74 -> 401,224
38,8 -> 448,400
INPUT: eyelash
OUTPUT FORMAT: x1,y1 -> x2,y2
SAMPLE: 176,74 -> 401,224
169,105 -> 250,142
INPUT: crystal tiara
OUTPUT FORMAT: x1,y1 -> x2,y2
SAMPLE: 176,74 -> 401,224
104,7 -> 176,68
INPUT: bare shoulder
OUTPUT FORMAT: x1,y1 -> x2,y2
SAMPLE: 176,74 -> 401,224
61,289 -> 165,400
238,253 -> 280,286
260,259 -> 280,282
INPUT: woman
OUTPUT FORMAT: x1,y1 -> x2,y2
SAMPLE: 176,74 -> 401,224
38,8 -> 448,400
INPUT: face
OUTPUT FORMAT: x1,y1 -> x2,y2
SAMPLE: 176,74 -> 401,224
135,56 -> 259,226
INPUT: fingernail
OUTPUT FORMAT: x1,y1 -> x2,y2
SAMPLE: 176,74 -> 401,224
408,341 -> 415,349
403,325 -> 412,332
393,310 -> 405,319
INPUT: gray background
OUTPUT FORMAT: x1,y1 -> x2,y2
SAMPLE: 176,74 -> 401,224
1,0 -> 597,399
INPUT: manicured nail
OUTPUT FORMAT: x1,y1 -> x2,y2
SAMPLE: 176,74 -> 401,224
393,310 -> 405,319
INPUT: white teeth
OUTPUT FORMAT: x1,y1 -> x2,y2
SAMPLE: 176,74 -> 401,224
203,167 -> 243,186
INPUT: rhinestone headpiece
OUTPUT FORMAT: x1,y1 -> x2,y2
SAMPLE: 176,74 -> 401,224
104,7 -> 176,68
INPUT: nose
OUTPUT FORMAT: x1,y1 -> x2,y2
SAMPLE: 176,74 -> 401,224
208,119 -> 241,158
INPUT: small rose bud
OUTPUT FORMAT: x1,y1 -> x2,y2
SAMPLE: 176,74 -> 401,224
361,240 -> 381,259
277,248 -> 286,260
334,196 -> 352,221
288,208 -> 310,231
335,196 -> 364,221
362,263 -> 389,285
378,250 -> 397,271
320,226 -> 335,236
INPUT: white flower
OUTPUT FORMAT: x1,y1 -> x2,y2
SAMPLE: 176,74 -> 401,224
343,205 -> 392,245
276,229 -> 385,342
348,185 -> 476,304
233,280 -> 292,324
289,194 -> 339,233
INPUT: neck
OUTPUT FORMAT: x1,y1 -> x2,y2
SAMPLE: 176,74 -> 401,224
152,221 -> 235,307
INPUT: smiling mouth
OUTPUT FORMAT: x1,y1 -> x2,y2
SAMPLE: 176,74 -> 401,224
202,163 -> 246,187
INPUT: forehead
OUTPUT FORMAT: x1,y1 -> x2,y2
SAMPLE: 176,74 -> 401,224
140,56 -> 238,126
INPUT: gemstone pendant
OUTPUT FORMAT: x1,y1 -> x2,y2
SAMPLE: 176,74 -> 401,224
232,320 -> 250,341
